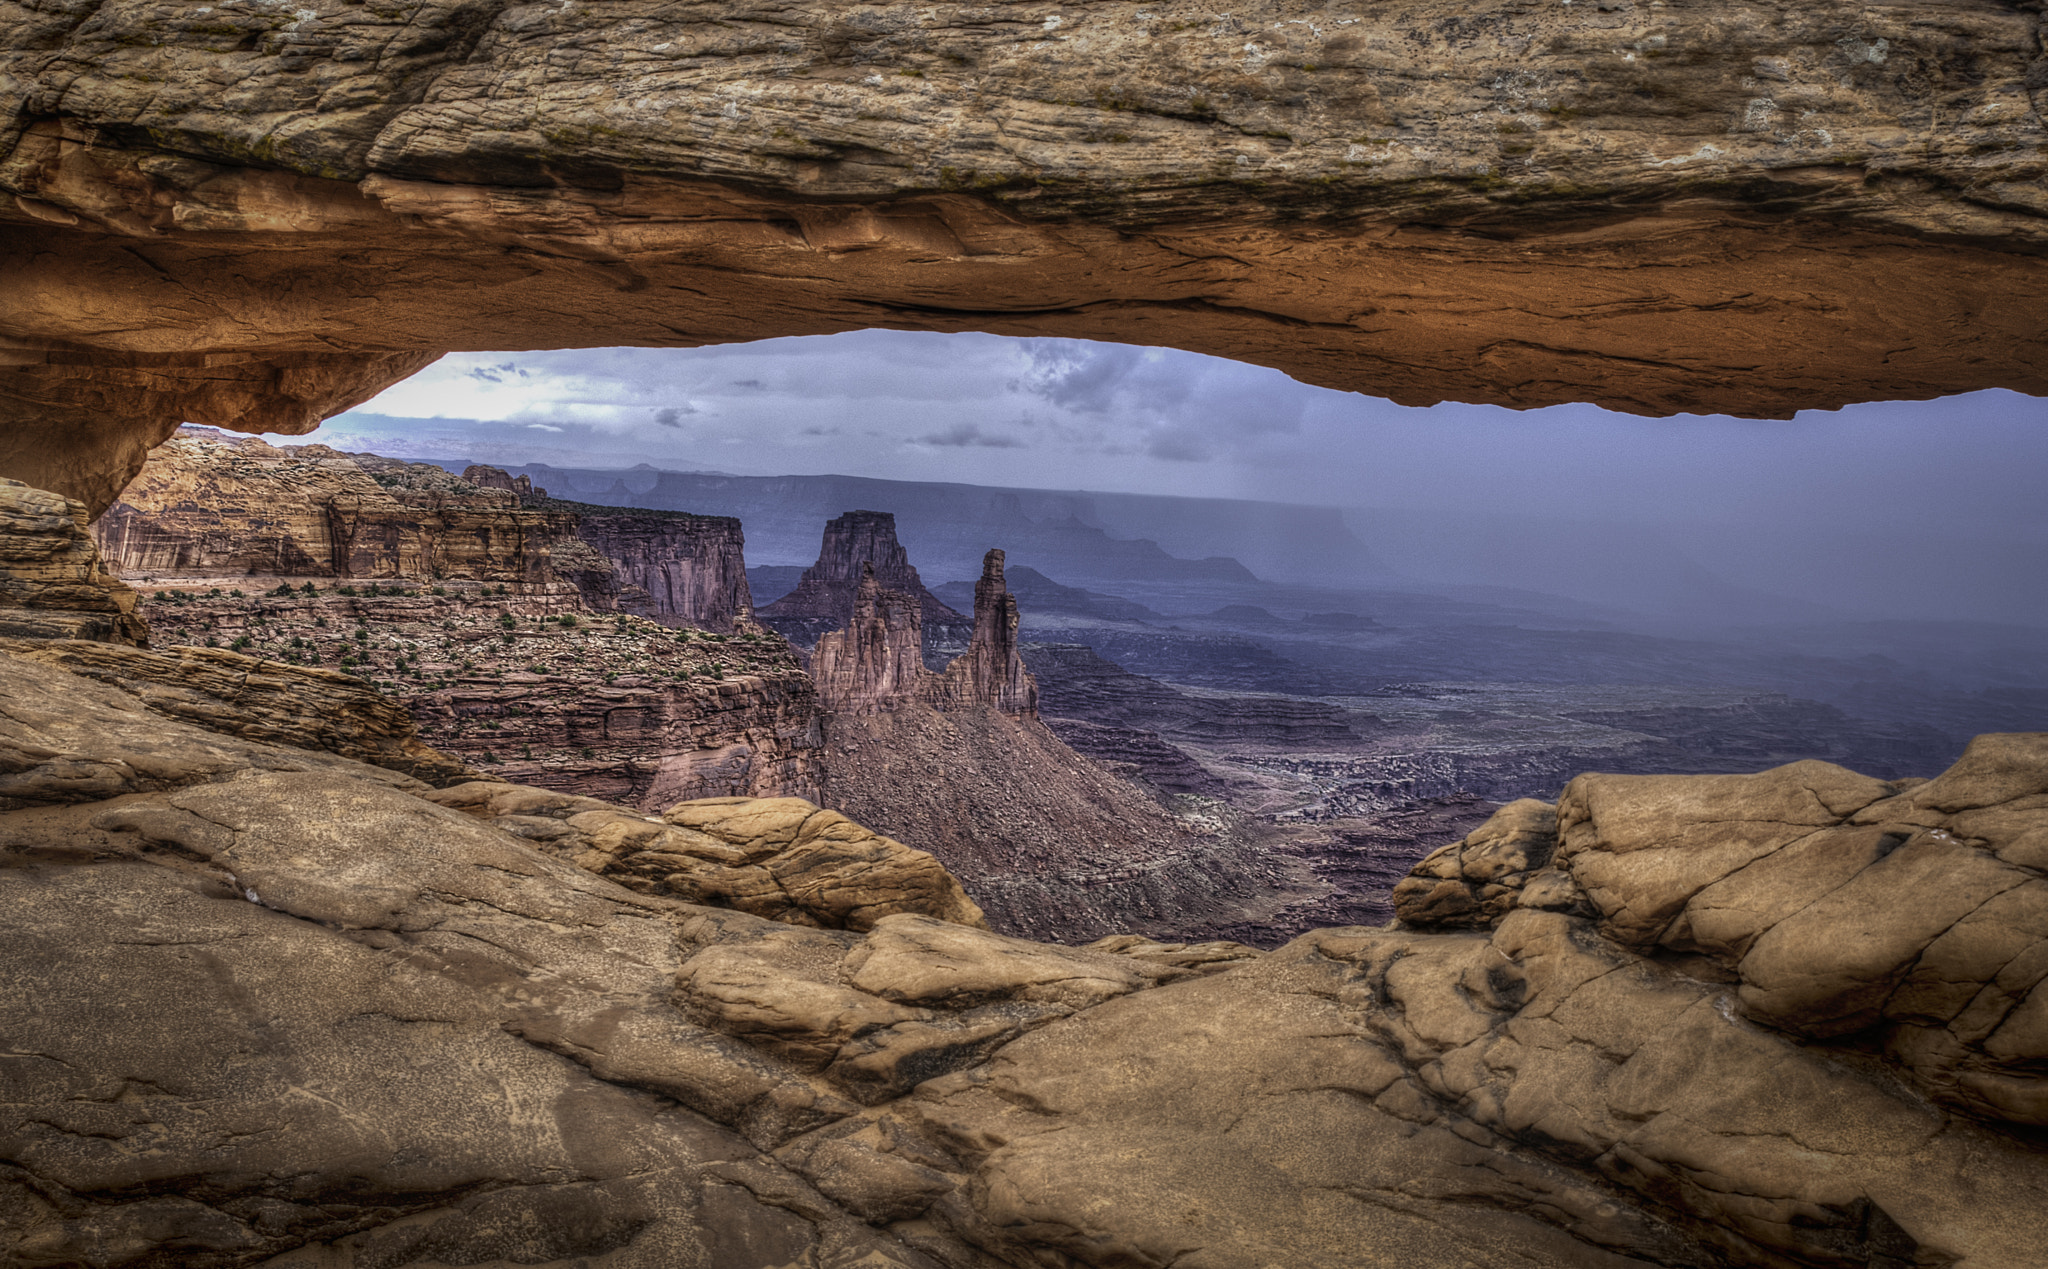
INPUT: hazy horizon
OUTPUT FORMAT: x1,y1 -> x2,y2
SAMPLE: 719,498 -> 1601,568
308,332 -> 2048,627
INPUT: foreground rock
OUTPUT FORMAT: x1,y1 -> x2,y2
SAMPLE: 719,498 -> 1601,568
4,638 -> 2047,1267
0,478 -> 146,645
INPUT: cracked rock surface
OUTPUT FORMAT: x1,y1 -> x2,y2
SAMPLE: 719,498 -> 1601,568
3,638 -> 2047,1267
4,0 -> 2048,509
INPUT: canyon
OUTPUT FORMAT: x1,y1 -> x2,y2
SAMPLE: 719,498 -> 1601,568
98,433 -> 824,807
2,504 -> 2046,1266
4,3 -> 2047,1260
89,436 -> 1276,943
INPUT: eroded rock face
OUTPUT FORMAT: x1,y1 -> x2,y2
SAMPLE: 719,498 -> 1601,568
95,432 -> 580,584
813,550 -> 1038,719
759,511 -> 969,651
926,550 -> 1037,720
564,504 -> 757,633
7,638 -> 2047,1268
0,478 -> 146,646
1,637 -> 470,788
810,564 -> 933,713
4,0 -> 2048,510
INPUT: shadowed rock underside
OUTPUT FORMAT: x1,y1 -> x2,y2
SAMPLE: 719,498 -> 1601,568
3,0 -> 2047,510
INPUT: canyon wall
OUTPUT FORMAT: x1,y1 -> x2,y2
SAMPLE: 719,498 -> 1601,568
563,504 -> 757,633
758,510 -> 971,650
96,433 -> 577,584
131,584 -> 824,808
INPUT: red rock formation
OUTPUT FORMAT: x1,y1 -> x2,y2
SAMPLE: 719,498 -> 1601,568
929,550 -> 1037,719
757,511 -> 968,649
461,465 -> 542,498
565,506 -> 757,633
96,433 -> 579,584
812,551 -> 1038,719
810,565 -> 929,713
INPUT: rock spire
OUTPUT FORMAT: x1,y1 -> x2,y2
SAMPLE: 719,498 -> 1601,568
929,550 -> 1038,719
756,511 -> 968,649
810,550 -> 1037,718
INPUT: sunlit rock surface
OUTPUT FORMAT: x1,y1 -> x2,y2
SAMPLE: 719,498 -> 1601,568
3,633 -> 2047,1267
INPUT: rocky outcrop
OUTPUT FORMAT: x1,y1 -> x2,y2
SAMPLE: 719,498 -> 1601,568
426,783 -> 986,932
926,550 -> 1037,719
810,564 -> 931,714
6,634 -> 2048,1268
0,478 -> 146,645
3,637 -> 468,787
757,511 -> 969,650
561,502 -> 757,633
134,582 -> 825,809
1392,798 -> 1570,929
813,551 -> 1039,719
96,432 -> 580,584
8,2 -> 2048,512
461,464 -> 542,498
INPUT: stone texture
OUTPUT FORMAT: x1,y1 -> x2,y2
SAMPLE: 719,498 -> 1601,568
1392,797 -> 1570,928
2,637 -> 469,786
130,579 -> 826,808
0,477 -> 146,645
420,783 -> 987,932
96,431 -> 581,584
5,638 -> 2048,1268
4,1 -> 2048,511
808,563 -> 932,713
564,503 -> 758,633
758,511 -> 969,651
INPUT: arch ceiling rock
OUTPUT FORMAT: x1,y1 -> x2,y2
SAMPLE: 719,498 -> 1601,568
3,0 -> 2046,512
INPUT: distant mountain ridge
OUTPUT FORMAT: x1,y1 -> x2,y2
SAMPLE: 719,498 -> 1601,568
418,462 -> 1385,589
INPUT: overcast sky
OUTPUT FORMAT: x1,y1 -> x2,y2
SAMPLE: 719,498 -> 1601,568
313,331 -> 2048,622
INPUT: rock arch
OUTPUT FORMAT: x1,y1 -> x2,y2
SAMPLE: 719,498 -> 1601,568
4,0 -> 2046,512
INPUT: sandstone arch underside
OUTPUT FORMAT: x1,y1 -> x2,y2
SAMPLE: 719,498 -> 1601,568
3,0 -> 2046,513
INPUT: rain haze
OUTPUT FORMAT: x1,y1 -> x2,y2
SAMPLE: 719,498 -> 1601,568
312,331 -> 2048,628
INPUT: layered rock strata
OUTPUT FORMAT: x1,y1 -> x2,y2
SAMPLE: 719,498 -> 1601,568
4,634 -> 2047,1268
812,551 -> 1037,719
0,477 -> 146,645
561,501 -> 758,633
96,432 -> 578,584
132,582 -> 825,808
809,564 -> 933,713
925,550 -> 1037,719
758,511 -> 971,651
